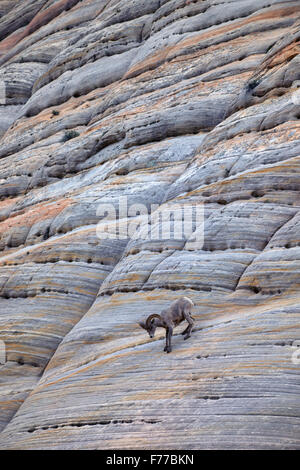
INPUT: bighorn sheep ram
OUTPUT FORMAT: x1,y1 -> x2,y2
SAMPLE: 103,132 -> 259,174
138,296 -> 194,353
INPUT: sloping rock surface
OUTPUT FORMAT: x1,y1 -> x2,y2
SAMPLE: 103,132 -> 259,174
0,0 -> 299,449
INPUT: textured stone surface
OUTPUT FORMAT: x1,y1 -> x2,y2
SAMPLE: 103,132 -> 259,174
0,0 -> 299,449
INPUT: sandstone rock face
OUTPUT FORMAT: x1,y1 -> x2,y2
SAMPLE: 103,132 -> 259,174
0,0 -> 299,450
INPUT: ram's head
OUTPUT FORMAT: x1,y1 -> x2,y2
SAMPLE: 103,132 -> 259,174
138,314 -> 162,338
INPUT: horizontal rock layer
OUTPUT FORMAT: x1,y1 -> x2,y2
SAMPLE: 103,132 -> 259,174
0,0 -> 299,449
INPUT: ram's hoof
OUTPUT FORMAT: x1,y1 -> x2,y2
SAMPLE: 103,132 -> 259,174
184,334 -> 191,340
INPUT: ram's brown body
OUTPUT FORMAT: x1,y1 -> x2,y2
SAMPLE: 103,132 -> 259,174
139,296 -> 195,353
160,297 -> 194,327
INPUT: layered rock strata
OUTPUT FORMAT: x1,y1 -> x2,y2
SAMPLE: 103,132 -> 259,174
0,0 -> 299,449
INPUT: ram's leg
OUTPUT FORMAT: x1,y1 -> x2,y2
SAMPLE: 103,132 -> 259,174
181,325 -> 189,335
164,327 -> 173,353
164,328 -> 169,351
183,314 -> 194,340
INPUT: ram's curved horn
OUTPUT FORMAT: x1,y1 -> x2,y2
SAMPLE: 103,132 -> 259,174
146,314 -> 162,328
